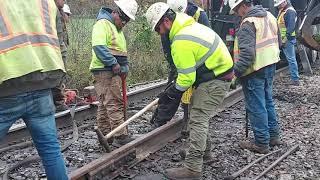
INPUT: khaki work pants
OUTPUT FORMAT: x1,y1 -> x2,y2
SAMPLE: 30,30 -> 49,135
185,79 -> 230,172
93,71 -> 127,137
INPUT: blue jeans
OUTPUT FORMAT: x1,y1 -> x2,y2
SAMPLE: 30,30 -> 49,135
241,65 -> 280,147
0,89 -> 68,180
283,38 -> 299,81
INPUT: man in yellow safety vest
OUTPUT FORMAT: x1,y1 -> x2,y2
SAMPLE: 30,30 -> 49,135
146,3 -> 234,179
229,0 -> 282,154
90,0 -> 138,146
275,0 -> 300,86
0,0 -> 68,179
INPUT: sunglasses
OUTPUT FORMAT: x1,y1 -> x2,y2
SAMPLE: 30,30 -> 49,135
117,8 -> 130,24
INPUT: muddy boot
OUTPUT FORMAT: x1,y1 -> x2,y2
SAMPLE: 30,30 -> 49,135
164,167 -> 201,180
239,141 -> 270,154
270,138 -> 282,147
114,135 -> 134,146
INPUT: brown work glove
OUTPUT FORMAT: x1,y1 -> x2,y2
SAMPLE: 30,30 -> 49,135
112,63 -> 121,75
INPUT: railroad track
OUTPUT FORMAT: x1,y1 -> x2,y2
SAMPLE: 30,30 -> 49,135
0,80 -> 167,149
69,67 -> 289,180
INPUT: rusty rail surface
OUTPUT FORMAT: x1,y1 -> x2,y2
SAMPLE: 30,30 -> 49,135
69,67 -> 288,180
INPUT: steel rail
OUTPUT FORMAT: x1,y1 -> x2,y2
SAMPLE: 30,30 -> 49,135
0,81 -> 167,149
69,67 -> 288,180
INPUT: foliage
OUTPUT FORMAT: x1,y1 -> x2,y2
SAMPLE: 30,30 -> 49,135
65,10 -> 168,91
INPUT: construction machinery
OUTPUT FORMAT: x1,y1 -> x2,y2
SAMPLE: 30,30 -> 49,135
204,0 -> 320,73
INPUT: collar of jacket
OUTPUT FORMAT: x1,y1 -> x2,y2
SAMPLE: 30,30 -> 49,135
96,7 -> 115,24
169,13 -> 195,42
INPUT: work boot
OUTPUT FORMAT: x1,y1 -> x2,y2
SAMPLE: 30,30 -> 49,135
179,149 -> 215,163
269,138 -> 282,147
114,135 -> 134,146
239,141 -> 270,154
164,167 -> 201,180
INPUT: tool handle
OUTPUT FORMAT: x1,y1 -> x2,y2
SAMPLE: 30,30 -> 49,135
106,98 -> 159,139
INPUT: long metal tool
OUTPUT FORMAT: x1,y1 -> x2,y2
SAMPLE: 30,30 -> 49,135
253,145 -> 300,180
223,149 -> 281,180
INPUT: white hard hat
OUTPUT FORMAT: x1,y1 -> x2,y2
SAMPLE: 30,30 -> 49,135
145,2 -> 170,31
228,0 -> 244,11
63,4 -> 72,15
274,0 -> 286,7
114,0 -> 138,20
167,0 -> 188,13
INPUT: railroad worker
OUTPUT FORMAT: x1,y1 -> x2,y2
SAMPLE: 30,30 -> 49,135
145,3 -> 234,179
151,0 -> 210,128
90,0 -> 138,145
229,0 -> 281,154
275,0 -> 300,86
52,0 -> 70,112
63,4 -> 72,23
0,0 -> 68,179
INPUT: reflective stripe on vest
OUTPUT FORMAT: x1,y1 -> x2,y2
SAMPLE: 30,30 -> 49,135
234,12 -> 280,76
0,34 -> 59,54
172,33 -> 220,74
193,8 -> 203,22
0,0 -> 64,84
41,0 -> 53,34
0,13 -> 9,37
277,6 -> 297,42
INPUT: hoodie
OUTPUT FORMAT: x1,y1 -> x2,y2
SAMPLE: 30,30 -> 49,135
234,5 -> 281,78
91,7 -> 128,73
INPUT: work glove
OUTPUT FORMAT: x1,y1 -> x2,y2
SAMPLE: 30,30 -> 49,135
230,76 -> 239,89
112,63 -> 121,75
150,84 -> 183,127
120,65 -> 129,77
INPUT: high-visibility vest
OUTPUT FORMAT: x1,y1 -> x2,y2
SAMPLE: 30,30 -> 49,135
0,0 -> 65,85
90,19 -> 127,70
193,7 -> 204,22
170,13 -> 233,91
233,12 -> 280,77
277,6 -> 297,43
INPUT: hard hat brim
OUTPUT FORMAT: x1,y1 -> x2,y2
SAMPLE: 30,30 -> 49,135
115,0 -> 136,20
274,0 -> 285,7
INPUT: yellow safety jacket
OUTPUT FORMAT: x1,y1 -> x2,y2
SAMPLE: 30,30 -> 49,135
193,7 -> 204,22
0,0 -> 65,85
234,12 -> 280,76
90,19 -> 127,70
169,13 -> 233,91
277,6 -> 297,43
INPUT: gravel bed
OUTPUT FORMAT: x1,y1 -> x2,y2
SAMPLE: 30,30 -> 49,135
118,64 -> 320,180
2,65 -> 320,179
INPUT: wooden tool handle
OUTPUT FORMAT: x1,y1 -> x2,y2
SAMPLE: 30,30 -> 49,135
106,98 -> 159,139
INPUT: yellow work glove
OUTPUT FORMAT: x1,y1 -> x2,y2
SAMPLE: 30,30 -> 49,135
181,87 -> 194,104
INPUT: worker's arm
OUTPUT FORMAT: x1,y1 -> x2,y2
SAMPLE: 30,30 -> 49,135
92,20 -> 118,67
161,35 -> 177,84
234,22 -> 256,77
198,11 -> 210,27
284,9 -> 297,38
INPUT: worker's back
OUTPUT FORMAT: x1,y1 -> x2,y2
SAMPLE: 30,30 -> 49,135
0,0 -> 65,97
